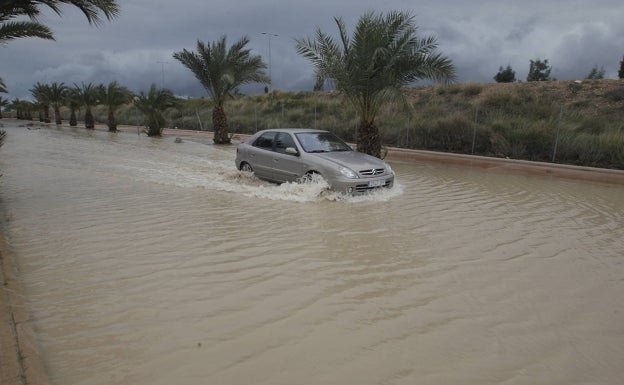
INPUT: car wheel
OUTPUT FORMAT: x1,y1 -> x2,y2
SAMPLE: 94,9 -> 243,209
240,162 -> 253,172
299,171 -> 319,184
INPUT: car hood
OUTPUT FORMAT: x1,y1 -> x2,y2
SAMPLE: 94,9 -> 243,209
313,151 -> 387,171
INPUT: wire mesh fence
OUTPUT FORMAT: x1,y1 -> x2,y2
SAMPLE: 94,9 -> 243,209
8,81 -> 624,170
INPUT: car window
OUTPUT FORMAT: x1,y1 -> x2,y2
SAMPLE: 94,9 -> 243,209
252,132 -> 276,150
295,132 -> 352,153
274,132 -> 297,154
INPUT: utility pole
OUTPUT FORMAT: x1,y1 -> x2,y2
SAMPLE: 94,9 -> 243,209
261,32 -> 279,90
156,61 -> 167,88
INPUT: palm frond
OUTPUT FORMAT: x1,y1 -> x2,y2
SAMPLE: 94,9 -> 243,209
173,35 -> 268,106
0,20 -> 54,42
296,9 -> 456,153
55,0 -> 120,26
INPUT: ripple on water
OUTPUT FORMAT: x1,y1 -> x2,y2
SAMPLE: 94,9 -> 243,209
1,125 -> 623,385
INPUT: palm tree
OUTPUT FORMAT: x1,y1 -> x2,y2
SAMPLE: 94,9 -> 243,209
0,97 -> 8,119
75,82 -> 101,129
1,2 -> 119,104
0,79 -> 6,119
101,81 -> 132,132
48,82 -> 68,124
11,98 -> 34,120
133,84 -> 178,137
30,82 -> 52,123
65,88 -> 81,126
173,36 -> 269,144
296,11 -> 456,158
9,99 -> 21,119
0,1 -> 119,44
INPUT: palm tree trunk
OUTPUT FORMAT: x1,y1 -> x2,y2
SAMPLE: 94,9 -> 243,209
85,107 -> 94,129
43,105 -> 51,123
54,105 -> 62,125
357,120 -> 382,158
212,105 -> 231,144
70,109 -> 78,126
146,114 -> 162,136
107,107 -> 117,132
146,120 -> 161,136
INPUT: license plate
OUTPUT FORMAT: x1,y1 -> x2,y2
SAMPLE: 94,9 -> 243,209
368,180 -> 384,188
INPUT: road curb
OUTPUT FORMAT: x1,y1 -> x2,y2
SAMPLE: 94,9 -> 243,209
0,231 -> 50,385
386,147 -> 624,185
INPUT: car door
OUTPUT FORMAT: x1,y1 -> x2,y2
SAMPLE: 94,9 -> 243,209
271,132 -> 304,182
249,131 -> 277,180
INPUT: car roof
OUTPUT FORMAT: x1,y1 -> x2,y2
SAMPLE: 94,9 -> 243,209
258,128 -> 328,134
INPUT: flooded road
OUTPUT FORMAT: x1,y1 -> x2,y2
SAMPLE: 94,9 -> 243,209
1,122 -> 623,385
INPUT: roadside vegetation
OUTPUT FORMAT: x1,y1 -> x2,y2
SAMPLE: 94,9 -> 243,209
173,36 -> 269,144
295,10 -> 456,158
4,78 -> 624,170
1,5 -> 623,169
0,0 -> 120,148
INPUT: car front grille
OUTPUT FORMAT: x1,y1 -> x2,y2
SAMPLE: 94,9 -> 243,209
354,180 -> 393,193
359,168 -> 386,176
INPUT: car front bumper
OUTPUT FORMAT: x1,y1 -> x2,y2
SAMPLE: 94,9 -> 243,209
329,174 -> 395,194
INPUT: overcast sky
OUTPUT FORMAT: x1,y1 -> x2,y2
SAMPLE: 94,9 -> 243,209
2,0 -> 623,100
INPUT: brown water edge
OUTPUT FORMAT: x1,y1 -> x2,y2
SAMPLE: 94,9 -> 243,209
7,118 -> 624,185
0,120 -> 51,384
0,118 -> 624,384
37,119 -> 624,185
0,231 -> 49,385
0,118 -> 622,384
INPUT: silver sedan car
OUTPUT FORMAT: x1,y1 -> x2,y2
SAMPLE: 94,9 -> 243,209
235,128 -> 394,194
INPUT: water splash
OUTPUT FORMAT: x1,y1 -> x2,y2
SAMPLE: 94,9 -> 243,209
213,170 -> 402,203
116,142 -> 402,203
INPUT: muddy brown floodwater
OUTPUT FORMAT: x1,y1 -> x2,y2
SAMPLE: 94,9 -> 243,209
1,122 -> 623,385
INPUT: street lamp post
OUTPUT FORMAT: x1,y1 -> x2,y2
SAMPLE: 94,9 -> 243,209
261,32 -> 278,90
156,61 -> 167,88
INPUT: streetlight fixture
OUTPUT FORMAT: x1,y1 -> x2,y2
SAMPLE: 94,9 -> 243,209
261,32 -> 279,90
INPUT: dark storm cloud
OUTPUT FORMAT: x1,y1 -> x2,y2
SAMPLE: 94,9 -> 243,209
2,0 -> 623,100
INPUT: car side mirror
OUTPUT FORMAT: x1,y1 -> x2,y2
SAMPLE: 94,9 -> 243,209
285,147 -> 299,156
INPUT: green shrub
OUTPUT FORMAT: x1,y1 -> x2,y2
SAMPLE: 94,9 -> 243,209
574,134 -> 606,166
462,83 -> 483,97
604,87 -> 624,102
409,114 -> 473,152
479,91 -> 518,110
48,81 -> 622,169
574,117 -> 606,135
598,131 -> 624,167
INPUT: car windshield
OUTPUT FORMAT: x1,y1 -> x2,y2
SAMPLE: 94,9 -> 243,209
295,132 -> 352,153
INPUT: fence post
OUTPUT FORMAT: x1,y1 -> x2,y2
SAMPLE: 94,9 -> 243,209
195,109 -> 204,131
552,105 -> 563,162
406,117 -> 410,147
314,103 -> 317,129
471,107 -> 479,154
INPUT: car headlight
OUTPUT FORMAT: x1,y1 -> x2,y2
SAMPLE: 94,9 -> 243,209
385,164 -> 394,174
339,166 -> 359,179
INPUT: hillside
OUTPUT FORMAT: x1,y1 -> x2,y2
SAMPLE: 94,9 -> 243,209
154,79 -> 623,169
76,78 -> 624,170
